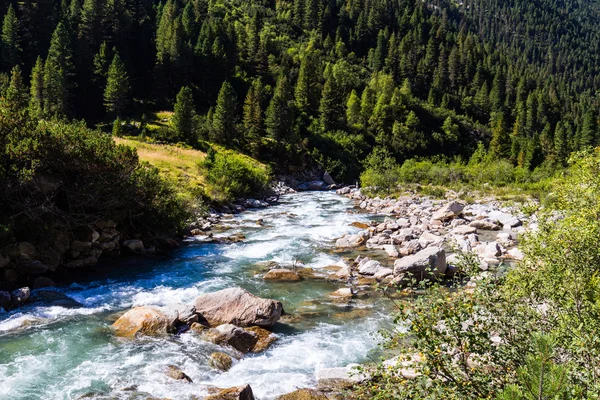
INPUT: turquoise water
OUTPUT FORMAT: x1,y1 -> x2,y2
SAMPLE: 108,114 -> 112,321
0,192 -> 392,400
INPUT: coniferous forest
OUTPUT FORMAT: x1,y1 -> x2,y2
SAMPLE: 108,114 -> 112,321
0,0 -> 598,181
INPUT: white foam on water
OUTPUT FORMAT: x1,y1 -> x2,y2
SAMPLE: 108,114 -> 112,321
0,192 -> 388,400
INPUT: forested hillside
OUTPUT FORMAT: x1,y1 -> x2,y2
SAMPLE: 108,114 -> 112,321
0,0 -> 598,181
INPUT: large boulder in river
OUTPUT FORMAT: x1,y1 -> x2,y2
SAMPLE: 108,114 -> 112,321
194,287 -> 283,327
264,269 -> 302,282
203,324 -> 258,353
208,352 -> 233,371
317,364 -> 368,391
394,247 -> 447,281
112,306 -> 178,338
206,384 -> 255,400
432,201 -> 464,221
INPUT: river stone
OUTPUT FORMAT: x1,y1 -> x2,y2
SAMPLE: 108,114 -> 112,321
489,211 -> 522,228
245,326 -> 277,352
335,234 -> 365,248
112,306 -> 178,338
122,239 -> 144,253
165,365 -> 193,383
204,324 -> 259,353
316,363 -> 368,391
469,219 -> 500,230
17,242 -> 37,259
0,290 -> 11,311
10,287 -> 30,308
350,221 -> 370,229
205,384 -> 255,400
71,240 -> 92,252
451,225 -> 477,235
432,201 -> 464,221
419,231 -> 444,246
16,260 -> 49,275
276,389 -> 329,400
264,269 -> 302,282
394,247 -> 447,281
323,171 -> 335,185
383,244 -> 399,257
194,287 -> 283,327
330,287 -> 355,300
208,352 -> 233,371
357,259 -> 385,276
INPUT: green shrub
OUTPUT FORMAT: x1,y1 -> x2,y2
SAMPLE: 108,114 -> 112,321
202,148 -> 271,202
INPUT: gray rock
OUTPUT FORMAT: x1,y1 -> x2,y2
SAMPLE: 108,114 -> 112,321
432,201 -> 465,221
323,171 -> 335,185
32,276 -> 56,289
165,365 -> 193,383
335,234 -> 366,248
489,211 -> 521,228
317,364 -> 368,390
203,324 -> 258,353
122,239 -> 144,253
10,287 -> 30,308
357,259 -> 384,275
394,247 -> 447,280
508,247 -> 524,260
451,225 -> 477,235
71,240 -> 92,252
469,219 -> 500,230
16,260 -> 49,275
383,244 -> 399,257
194,287 -> 283,328
208,352 -> 233,371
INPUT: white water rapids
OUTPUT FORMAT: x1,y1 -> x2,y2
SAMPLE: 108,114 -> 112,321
0,192 -> 393,399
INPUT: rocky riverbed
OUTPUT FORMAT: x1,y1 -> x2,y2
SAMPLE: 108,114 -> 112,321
0,189 -> 529,399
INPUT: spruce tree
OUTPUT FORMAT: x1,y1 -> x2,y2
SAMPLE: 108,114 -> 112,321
44,22 -> 74,116
212,81 -> 238,144
172,86 -> 197,145
266,74 -> 293,142
103,53 -> 131,116
29,57 -> 44,119
295,43 -> 321,116
3,65 -> 28,114
242,78 -> 263,154
1,4 -> 19,71
489,112 -> 511,159
320,68 -> 345,131
346,89 -> 362,129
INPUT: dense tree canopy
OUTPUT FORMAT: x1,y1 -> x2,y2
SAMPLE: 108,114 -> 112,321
0,0 -> 597,179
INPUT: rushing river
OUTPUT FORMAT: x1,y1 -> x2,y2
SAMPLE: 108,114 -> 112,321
0,192 -> 394,400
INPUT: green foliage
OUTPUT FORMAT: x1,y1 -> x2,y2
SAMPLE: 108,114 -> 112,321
360,147 -> 399,194
202,148 -> 271,202
360,149 -> 600,399
1,4 -> 19,70
172,86 -> 197,145
0,115 -> 188,247
104,53 -> 131,116
211,81 -> 238,144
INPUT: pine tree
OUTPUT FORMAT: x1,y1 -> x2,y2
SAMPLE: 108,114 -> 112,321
3,65 -> 28,114
320,68 -> 345,131
29,56 -> 44,119
242,78 -> 263,154
212,81 -> 238,144
489,112 -> 511,159
172,86 -> 197,145
266,74 -> 293,142
93,42 -> 113,85
103,53 -> 131,115
579,108 -> 598,148
346,89 -> 362,129
295,43 -> 321,116
112,116 -> 124,136
1,4 -> 20,70
553,121 -> 568,165
44,22 -> 75,116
